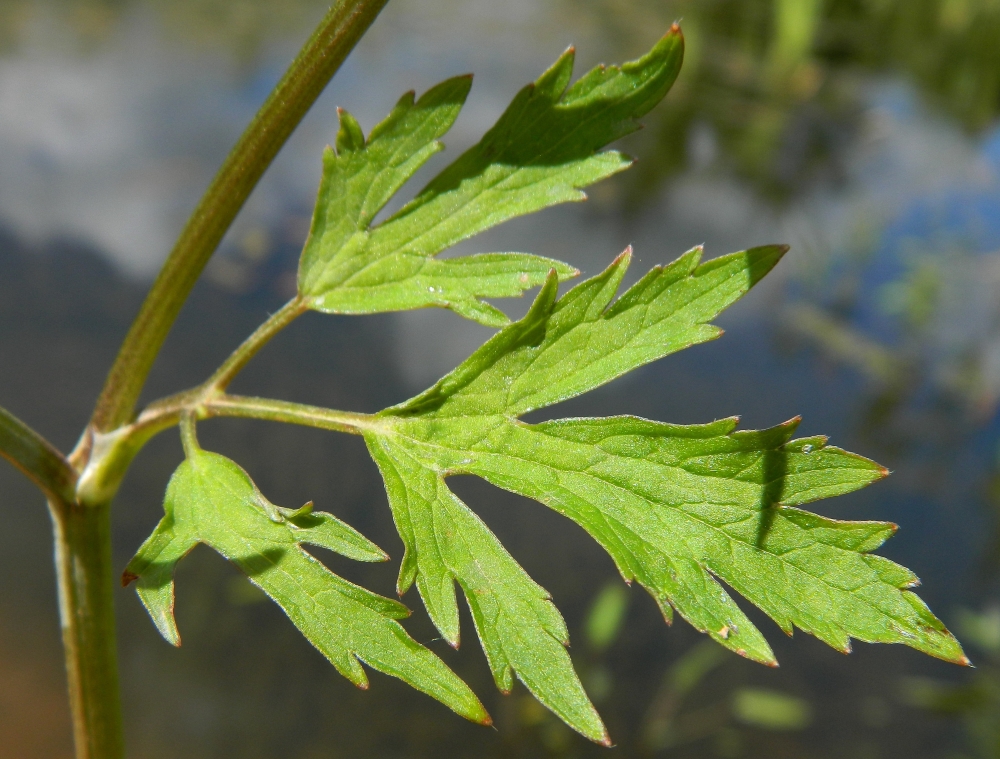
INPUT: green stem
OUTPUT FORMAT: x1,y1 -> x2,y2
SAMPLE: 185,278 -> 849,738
76,393 -> 374,507
50,499 -> 124,759
0,405 -> 76,503
207,394 -> 378,435
180,412 -> 201,457
205,298 -> 307,393
77,298 -> 305,506
89,0 -> 391,434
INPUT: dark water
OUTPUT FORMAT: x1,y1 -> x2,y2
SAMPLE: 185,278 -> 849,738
2,1 -> 1000,757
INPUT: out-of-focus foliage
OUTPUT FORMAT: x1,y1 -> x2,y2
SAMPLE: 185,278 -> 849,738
5,0 -> 1000,201
642,639 -> 816,754
903,606 -> 1000,759
0,0 -> 328,57
781,237 -> 1000,450
574,0 -> 1000,202
584,582 -> 628,653
731,688 -> 812,731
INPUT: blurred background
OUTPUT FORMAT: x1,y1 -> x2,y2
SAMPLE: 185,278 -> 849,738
2,0 -> 1000,756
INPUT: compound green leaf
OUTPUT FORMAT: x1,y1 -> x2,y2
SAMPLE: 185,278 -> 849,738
123,449 -> 489,725
298,27 -> 683,325
366,433 -> 609,744
362,244 -> 967,740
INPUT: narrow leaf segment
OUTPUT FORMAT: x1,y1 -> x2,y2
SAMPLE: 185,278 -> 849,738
123,448 -> 488,725
297,27 -> 683,326
361,245 -> 966,740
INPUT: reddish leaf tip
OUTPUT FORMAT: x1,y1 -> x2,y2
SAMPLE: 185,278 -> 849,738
121,570 -> 138,588
670,21 -> 681,34
599,731 -> 613,747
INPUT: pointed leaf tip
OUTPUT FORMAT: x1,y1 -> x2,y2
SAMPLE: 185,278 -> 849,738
125,451 -> 485,722
369,254 -> 953,675
301,33 -> 683,325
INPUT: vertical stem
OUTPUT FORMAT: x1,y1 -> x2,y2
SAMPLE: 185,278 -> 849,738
50,499 -> 124,759
54,3 -> 391,756
89,0 -> 391,434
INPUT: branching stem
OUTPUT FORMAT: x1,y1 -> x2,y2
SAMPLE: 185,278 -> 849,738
76,391 -> 378,509
89,0 -> 391,434
50,3 -> 393,756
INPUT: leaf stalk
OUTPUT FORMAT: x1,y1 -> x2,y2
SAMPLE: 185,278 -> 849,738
75,391 -> 376,507
52,3 -> 392,756
204,298 -> 308,393
89,0 -> 391,434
